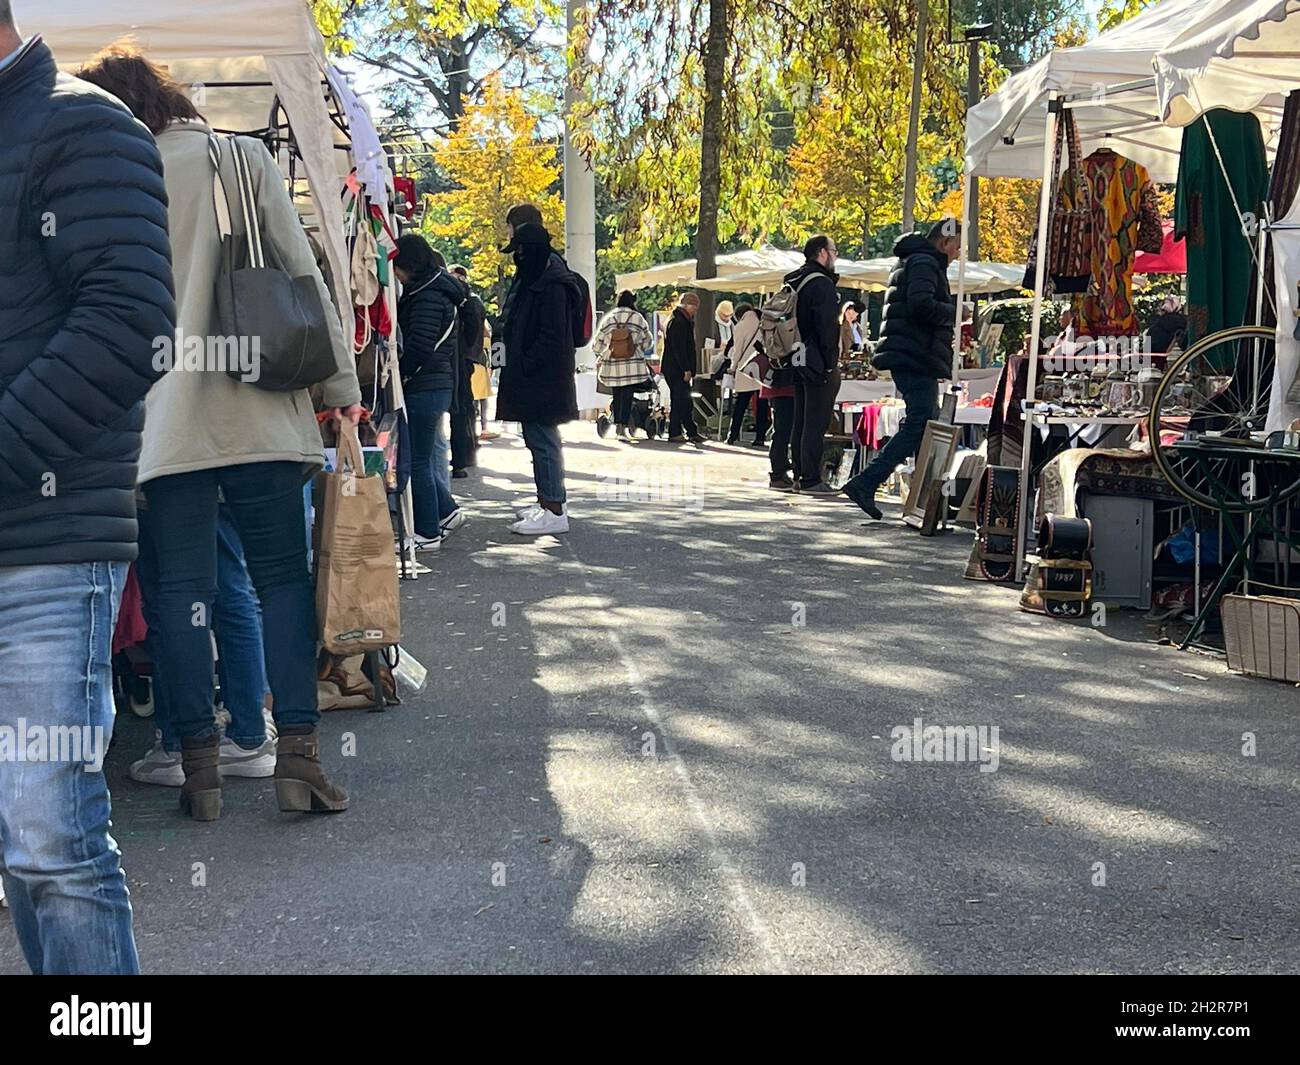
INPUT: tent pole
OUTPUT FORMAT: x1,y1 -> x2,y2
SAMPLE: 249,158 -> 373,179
951,175 -> 972,384
1014,96 -> 1059,578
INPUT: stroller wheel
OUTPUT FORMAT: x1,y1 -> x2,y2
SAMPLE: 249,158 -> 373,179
129,675 -> 155,718
596,414 -> 611,438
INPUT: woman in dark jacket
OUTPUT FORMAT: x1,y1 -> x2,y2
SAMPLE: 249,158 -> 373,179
497,222 -> 583,535
396,235 -> 469,549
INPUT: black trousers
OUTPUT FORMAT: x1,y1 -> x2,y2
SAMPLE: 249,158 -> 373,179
768,395 -> 795,476
611,384 -> 638,428
450,361 -> 477,471
728,393 -> 771,443
791,369 -> 840,486
667,377 -> 697,438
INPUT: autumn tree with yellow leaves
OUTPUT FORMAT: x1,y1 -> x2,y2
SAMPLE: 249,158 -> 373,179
425,74 -> 563,310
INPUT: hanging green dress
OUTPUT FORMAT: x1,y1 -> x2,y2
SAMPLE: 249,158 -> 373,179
1175,109 -> 1269,362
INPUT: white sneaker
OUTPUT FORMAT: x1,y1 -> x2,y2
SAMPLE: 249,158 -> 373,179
510,506 -> 570,535
410,534 -> 442,552
129,735 -> 185,787
440,509 -> 467,534
219,735 -> 276,778
262,705 -> 278,741
515,503 -> 543,520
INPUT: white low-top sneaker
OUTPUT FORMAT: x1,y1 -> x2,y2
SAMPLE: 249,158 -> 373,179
515,502 -> 543,520
129,735 -> 185,787
510,506 -> 570,535
219,736 -> 276,778
409,534 -> 442,552
440,509 -> 467,534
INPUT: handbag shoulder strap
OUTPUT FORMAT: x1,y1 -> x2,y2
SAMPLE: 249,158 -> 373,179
208,134 -> 266,268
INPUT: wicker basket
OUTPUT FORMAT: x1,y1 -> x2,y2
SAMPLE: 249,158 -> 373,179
1221,594 -> 1300,683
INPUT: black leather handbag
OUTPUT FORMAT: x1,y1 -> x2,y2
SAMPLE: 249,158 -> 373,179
209,135 -> 338,392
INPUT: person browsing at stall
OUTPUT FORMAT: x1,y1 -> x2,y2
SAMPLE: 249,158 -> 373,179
593,290 -> 654,440
78,45 -> 363,822
842,219 -> 960,520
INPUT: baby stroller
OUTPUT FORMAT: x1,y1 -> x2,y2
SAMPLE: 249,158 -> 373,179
596,371 -> 670,439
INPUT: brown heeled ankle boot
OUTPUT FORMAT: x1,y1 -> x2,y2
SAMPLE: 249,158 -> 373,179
274,726 -> 349,813
179,735 -> 222,821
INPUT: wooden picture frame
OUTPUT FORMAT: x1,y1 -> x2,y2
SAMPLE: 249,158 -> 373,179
901,420 -> 961,534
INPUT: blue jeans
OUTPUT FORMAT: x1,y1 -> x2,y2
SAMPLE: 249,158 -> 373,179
522,422 -> 567,504
851,371 -> 940,491
140,462 -> 319,741
137,504 -> 269,752
0,561 -> 139,974
407,388 -> 458,536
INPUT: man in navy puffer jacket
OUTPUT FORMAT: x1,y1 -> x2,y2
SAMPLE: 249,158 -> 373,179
0,6 -> 174,974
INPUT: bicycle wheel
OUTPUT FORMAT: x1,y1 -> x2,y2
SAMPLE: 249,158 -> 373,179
1148,325 -> 1293,512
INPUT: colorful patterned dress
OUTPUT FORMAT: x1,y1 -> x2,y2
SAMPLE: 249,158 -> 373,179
1057,149 -> 1155,337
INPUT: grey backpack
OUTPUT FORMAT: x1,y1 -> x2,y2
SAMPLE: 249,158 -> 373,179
758,272 -> 830,369
209,135 -> 338,391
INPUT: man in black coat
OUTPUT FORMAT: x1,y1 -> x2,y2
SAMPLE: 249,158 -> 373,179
0,7 -> 174,974
661,292 -> 703,443
498,221 -> 583,535
844,220 -> 961,519
784,235 -> 841,493
449,264 -> 485,477
396,235 -> 470,546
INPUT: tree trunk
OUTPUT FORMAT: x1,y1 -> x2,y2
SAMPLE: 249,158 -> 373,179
441,35 -> 469,129
694,0 -> 728,370
901,0 -> 928,234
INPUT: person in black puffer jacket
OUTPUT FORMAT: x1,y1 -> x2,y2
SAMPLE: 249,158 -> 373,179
497,221 -> 583,535
396,234 -> 470,547
0,14 -> 174,976
843,221 -> 961,520
783,235 -> 842,492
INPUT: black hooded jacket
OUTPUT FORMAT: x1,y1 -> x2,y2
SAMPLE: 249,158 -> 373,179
497,228 -> 582,425
660,307 -> 697,383
870,233 -> 956,381
781,259 -> 840,383
398,266 -> 469,394
0,38 -> 174,567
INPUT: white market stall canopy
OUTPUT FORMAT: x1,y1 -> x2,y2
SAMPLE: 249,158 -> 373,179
839,257 -> 1025,295
963,0 -> 1286,182
616,245 -> 805,291
1156,0 -> 1300,126
35,0 -> 351,316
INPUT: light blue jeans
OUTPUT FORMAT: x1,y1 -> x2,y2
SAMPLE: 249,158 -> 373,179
522,422 -> 567,505
0,561 -> 139,974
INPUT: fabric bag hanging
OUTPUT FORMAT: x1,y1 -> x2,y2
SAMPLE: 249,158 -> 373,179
315,421 -> 402,655
209,135 -> 339,391
1023,109 -> 1092,293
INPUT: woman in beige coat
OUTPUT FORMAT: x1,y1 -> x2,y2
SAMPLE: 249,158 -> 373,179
80,47 -> 361,820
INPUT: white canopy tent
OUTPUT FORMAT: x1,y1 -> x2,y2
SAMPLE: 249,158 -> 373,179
1154,0 -> 1300,431
616,246 -> 805,292
36,0 -> 352,319
1156,0 -> 1300,127
839,257 -> 1024,295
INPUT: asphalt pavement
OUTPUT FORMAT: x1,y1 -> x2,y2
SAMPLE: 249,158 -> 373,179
3,422 -> 1298,974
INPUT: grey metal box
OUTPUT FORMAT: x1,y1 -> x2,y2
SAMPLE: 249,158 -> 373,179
1079,493 -> 1154,610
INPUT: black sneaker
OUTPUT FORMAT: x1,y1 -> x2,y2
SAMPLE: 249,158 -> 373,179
801,481 -> 838,496
452,468 -> 469,480
769,473 -> 794,492
842,479 -> 883,520
666,435 -> 687,443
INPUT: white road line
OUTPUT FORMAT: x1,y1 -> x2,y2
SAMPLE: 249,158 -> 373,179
564,540 -> 789,975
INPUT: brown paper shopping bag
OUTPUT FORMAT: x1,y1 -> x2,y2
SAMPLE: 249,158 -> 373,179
315,421 -> 401,654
